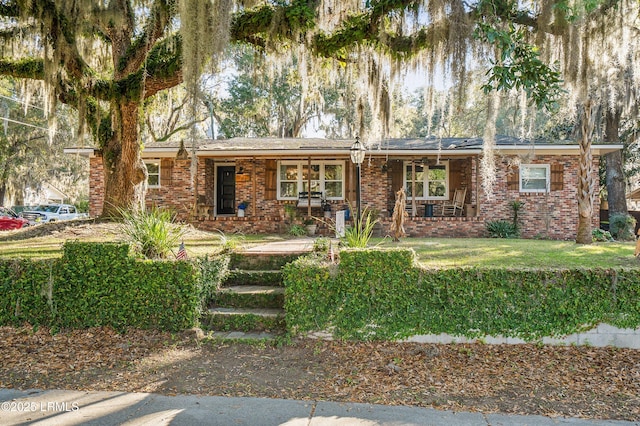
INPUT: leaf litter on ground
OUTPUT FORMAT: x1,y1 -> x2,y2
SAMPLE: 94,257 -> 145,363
0,326 -> 639,421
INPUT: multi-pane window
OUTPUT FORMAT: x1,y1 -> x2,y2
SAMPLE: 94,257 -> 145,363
278,161 -> 344,200
404,161 -> 448,200
520,164 -> 549,192
146,161 -> 160,188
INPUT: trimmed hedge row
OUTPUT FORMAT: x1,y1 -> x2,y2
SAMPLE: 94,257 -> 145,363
0,242 -> 229,331
283,249 -> 640,341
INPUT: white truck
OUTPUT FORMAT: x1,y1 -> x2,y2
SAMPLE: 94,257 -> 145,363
20,204 -> 88,225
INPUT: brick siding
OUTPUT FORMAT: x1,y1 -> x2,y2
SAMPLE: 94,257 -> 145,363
87,153 -> 601,240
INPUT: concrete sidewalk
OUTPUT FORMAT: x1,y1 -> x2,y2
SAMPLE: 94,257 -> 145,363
0,388 -> 636,426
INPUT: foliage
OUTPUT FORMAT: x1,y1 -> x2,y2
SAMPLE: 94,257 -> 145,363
0,242 -> 230,331
312,237 -> 331,254
342,207 -> 378,248
592,228 -> 613,242
288,224 -> 307,237
118,207 -> 186,259
215,231 -> 245,254
0,77 -> 87,207
284,249 -> 640,341
509,200 -> 525,232
474,22 -> 563,112
486,220 -> 519,238
609,213 -> 637,241
194,253 -> 231,308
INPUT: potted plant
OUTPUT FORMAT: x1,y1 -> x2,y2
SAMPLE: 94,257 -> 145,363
237,201 -> 249,217
304,217 -> 317,236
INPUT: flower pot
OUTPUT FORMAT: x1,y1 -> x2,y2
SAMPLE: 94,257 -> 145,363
305,224 -> 317,236
237,209 -> 245,217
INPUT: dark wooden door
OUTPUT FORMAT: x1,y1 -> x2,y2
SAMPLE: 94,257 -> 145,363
216,166 -> 235,215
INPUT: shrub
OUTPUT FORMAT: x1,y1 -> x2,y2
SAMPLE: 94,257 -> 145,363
0,242 -> 230,331
592,228 -> 613,242
284,249 -> 640,341
609,213 -> 636,241
486,220 -> 519,238
289,224 -> 307,236
343,207 -> 378,247
118,207 -> 186,259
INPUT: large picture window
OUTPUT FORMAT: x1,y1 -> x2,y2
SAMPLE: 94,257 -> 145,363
145,160 -> 160,188
404,161 -> 449,200
277,161 -> 344,200
520,164 -> 549,192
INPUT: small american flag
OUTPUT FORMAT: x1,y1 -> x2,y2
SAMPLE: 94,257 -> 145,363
176,242 -> 188,260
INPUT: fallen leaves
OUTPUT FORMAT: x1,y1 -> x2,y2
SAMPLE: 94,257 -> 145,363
0,325 -> 639,421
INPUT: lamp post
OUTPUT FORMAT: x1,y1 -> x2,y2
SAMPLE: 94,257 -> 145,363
350,136 -> 365,224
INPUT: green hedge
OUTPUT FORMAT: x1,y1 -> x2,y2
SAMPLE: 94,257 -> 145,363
283,249 -> 640,341
0,242 -> 229,331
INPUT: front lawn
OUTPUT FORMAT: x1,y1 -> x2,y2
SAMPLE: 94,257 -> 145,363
1,222 -> 637,268
383,237 -> 638,268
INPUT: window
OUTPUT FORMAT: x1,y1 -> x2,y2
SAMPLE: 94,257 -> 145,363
146,161 -> 160,188
520,164 -> 549,192
277,161 -> 344,200
404,161 -> 448,200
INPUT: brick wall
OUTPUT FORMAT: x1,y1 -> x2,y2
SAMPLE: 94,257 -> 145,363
88,157 -> 104,218
475,154 -> 600,240
146,158 -> 193,220
86,152 -> 601,240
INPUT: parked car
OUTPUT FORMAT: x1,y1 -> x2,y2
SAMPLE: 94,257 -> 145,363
0,206 -> 29,230
20,203 -> 88,225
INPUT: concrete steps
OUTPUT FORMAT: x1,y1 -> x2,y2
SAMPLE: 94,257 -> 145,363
202,250 -> 304,337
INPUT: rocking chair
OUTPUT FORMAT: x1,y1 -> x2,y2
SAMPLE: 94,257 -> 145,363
440,188 -> 466,216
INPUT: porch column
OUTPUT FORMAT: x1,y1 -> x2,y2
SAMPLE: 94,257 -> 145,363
252,157 -> 257,217
305,157 -> 310,217
411,160 -> 416,217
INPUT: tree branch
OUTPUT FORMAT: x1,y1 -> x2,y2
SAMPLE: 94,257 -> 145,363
0,58 -> 44,80
116,0 -> 175,77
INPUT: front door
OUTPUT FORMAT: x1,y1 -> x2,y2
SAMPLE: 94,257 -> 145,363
216,166 -> 236,215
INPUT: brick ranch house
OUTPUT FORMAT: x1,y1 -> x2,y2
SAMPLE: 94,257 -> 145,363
67,136 -> 622,240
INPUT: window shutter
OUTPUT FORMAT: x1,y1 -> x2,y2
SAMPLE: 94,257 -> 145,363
265,159 -> 277,200
550,163 -> 564,191
507,167 -> 519,190
160,158 -> 173,186
390,160 -> 404,198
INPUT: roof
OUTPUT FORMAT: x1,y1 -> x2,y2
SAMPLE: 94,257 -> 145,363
64,136 -> 623,158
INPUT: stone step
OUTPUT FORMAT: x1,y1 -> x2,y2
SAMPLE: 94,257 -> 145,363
223,270 -> 283,287
213,286 -> 284,309
202,307 -> 285,333
229,252 -> 304,270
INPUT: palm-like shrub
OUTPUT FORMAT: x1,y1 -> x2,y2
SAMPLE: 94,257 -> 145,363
343,207 -> 378,248
118,207 -> 186,259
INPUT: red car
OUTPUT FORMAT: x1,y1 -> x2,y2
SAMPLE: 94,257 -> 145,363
0,206 -> 29,230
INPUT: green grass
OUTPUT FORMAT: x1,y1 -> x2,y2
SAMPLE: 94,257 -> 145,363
1,227 -> 638,269
0,229 -> 282,260
377,237 -> 638,269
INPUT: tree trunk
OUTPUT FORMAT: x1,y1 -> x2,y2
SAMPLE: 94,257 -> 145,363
604,109 -> 627,216
101,100 -> 147,217
576,100 -> 596,244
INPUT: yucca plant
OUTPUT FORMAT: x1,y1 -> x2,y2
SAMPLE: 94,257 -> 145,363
118,207 -> 186,259
343,207 -> 378,248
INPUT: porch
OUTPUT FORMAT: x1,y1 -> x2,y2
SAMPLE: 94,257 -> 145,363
190,210 -> 487,238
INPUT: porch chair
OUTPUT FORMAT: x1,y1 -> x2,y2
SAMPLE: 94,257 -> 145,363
440,188 -> 466,216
